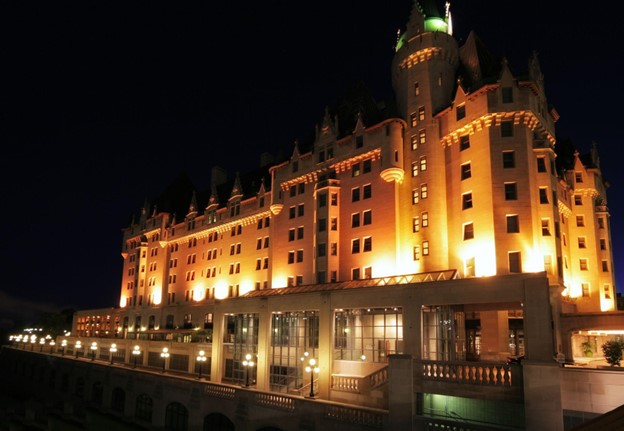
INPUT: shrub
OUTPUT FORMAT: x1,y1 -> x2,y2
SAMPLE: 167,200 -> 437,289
601,340 -> 624,366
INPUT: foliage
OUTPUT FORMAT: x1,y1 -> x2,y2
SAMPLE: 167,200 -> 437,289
601,339 -> 624,366
581,341 -> 594,357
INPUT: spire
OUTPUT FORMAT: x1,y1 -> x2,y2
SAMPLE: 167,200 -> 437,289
230,172 -> 243,199
186,190 -> 198,220
206,183 -> 219,210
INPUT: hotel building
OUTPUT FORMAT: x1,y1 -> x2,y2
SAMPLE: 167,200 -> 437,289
3,2 -> 623,430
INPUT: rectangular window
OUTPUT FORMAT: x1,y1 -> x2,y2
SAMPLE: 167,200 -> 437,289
289,206 -> 296,219
501,121 -> 513,137
363,159 -> 372,173
330,217 -> 337,231
411,135 -> 419,150
352,163 -> 361,177
537,157 -> 547,173
297,227 -> 304,239
363,237 -> 372,252
351,239 -> 360,254
351,213 -> 360,228
411,162 -> 418,177
410,112 -> 418,127
598,217 -> 605,229
574,195 -> 582,206
352,268 -> 361,280
288,251 -> 295,264
363,266 -> 372,279
459,135 -> 470,151
502,86 -> 513,103
413,245 -> 420,261
463,222 -> 474,240
578,237 -> 586,248
422,240 -> 429,256
297,204 -> 304,217
539,187 -> 549,204
419,129 -> 426,146
581,283 -> 590,297
576,216 -> 585,227
462,192 -> 473,210
288,229 -> 295,242
318,192 -> 327,207
317,243 -> 326,257
412,189 -> 419,204
600,238 -> 606,250
601,260 -> 609,272
456,104 -> 466,120
580,259 -> 588,271
418,106 -> 425,120
414,82 -> 420,96
507,215 -> 519,233
575,172 -> 583,183
363,184 -> 372,199
420,184 -> 428,199
541,219 -> 550,236
509,251 -> 521,273
351,188 -> 360,202
296,250 -> 304,263
363,210 -> 372,225
503,151 -> 515,168
420,156 -> 427,171
330,243 -> 337,256
461,163 -> 471,180
318,218 -> 327,232
422,212 -> 429,227
504,183 -> 518,200
412,217 -> 420,232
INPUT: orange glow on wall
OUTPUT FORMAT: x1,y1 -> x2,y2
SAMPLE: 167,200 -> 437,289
120,297 -> 127,308
214,281 -> 229,300
153,290 -> 162,305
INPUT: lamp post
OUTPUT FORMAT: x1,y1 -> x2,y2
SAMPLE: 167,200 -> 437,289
242,353 -> 255,387
132,345 -> 141,368
196,350 -> 207,379
49,340 -> 56,354
305,357 -> 320,398
109,343 -> 117,365
39,338 -> 45,352
75,341 -> 82,358
61,339 -> 67,356
90,342 -> 98,361
160,347 -> 170,373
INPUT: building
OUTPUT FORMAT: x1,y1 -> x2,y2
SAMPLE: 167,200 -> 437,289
2,2 -> 623,431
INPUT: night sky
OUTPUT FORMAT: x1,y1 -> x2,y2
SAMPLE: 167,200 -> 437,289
2,1 -> 622,328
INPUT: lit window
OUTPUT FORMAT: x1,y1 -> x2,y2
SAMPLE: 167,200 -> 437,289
463,223 -> 474,240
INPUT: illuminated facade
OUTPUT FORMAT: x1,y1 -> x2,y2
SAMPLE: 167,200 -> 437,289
65,2 -> 621,430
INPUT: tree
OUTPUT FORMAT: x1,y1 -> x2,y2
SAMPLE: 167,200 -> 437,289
601,339 -> 624,366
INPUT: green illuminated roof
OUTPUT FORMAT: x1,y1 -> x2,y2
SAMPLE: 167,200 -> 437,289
424,17 -> 448,33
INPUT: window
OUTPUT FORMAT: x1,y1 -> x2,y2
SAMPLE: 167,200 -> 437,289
363,210 -> 372,225
460,135 -> 470,151
412,189 -> 419,204
351,213 -> 360,228
463,222 -> 474,240
411,162 -> 418,177
576,216 -> 585,227
541,219 -> 550,236
363,266 -> 372,279
461,163 -> 471,180
289,185 -> 296,197
422,241 -> 429,256
600,239 -> 607,250
410,112 -> 418,127
502,87 -> 513,103
539,188 -> 549,204
602,260 -> 609,272
297,204 -> 304,217
574,195 -> 582,206
351,188 -> 360,202
356,136 -> 363,148
317,243 -> 326,257
598,217 -> 605,229
420,184 -> 428,199
296,250 -> 304,263
413,245 -> 420,261
413,217 -> 420,232
419,129 -> 426,146
501,121 -> 513,137
507,215 -> 519,233
297,226 -> 304,239
351,239 -> 360,254
363,159 -> 372,173
318,193 -> 327,207
288,251 -> 295,264
318,218 -> 327,232
465,257 -> 475,277
579,259 -> 588,271
456,104 -> 466,120
352,268 -> 361,280
331,243 -> 337,256
462,192 -> 473,210
537,157 -> 547,173
503,151 -> 515,168
288,229 -> 295,242
418,106 -> 425,120
420,156 -> 427,171
578,237 -> 586,248
411,135 -> 419,150
363,237 -> 372,252
575,172 -> 583,183
581,283 -> 590,297
509,251 -> 521,273
504,183 -> 517,200
363,184 -> 372,199
331,217 -> 337,231
352,163 -> 361,177
289,206 -> 296,219
422,212 -> 429,227
414,82 -> 420,95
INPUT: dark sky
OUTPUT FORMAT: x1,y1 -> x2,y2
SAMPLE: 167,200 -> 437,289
2,0 -> 622,326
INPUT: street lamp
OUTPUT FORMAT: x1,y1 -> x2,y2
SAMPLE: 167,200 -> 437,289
75,340 -> 82,358
61,339 -> 67,356
39,338 -> 45,352
305,357 -> 320,398
109,343 -> 117,365
49,340 -> 55,354
242,353 -> 255,387
90,342 -> 98,361
132,345 -> 141,368
160,347 -> 170,373
196,350 -> 207,379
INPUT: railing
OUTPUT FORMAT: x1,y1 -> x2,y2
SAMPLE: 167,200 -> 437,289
331,365 -> 389,394
326,405 -> 385,428
421,360 -> 517,387
254,393 -> 295,411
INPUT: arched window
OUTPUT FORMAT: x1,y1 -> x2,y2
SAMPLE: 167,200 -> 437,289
135,393 -> 153,423
203,413 -> 234,431
165,402 -> 188,431
111,387 -> 125,413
